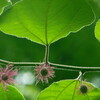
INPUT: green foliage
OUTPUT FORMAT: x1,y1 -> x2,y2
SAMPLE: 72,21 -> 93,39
0,0 -> 10,15
0,0 -> 100,100
38,80 -> 100,100
11,0 -> 21,4
0,84 -> 25,100
0,0 -> 94,45
95,19 -> 100,41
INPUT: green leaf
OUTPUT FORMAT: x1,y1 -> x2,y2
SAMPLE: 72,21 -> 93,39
11,0 -> 22,5
0,0 -> 11,15
95,19 -> 100,41
0,84 -> 25,100
38,80 -> 100,100
0,0 -> 94,45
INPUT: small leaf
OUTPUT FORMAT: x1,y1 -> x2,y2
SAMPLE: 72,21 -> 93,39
95,19 -> 100,41
0,0 -> 94,45
0,84 -> 25,100
0,0 -> 11,15
38,80 -> 100,100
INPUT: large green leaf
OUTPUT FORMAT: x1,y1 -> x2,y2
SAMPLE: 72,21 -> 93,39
0,0 -> 94,45
38,80 -> 100,100
95,19 -> 100,41
11,0 -> 22,5
0,0 -> 10,15
0,84 -> 25,100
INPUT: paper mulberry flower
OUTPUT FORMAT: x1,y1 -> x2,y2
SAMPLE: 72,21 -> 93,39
35,64 -> 55,84
0,64 -> 18,89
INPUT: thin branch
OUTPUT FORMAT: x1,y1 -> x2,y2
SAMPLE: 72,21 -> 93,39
0,59 -> 100,72
50,63 -> 100,72
0,59 -> 42,66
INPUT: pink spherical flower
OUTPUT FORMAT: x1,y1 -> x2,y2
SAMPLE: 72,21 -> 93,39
35,64 -> 55,84
0,64 -> 18,89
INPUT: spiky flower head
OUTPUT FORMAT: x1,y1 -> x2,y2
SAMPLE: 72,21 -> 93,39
79,84 -> 88,94
35,64 -> 55,84
0,64 -> 18,89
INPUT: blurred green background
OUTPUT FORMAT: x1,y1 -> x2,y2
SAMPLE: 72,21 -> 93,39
0,0 -> 100,100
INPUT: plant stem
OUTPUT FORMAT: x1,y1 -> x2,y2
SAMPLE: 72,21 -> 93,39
44,45 -> 49,64
50,63 -> 100,72
0,59 -> 42,66
0,59 -> 100,72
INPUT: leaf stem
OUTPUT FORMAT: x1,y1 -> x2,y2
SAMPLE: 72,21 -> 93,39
44,45 -> 49,64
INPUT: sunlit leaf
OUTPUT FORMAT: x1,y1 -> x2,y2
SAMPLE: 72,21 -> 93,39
0,84 -> 25,100
0,0 -> 10,15
11,0 -> 22,5
95,19 -> 100,41
0,0 -> 94,45
38,80 -> 100,100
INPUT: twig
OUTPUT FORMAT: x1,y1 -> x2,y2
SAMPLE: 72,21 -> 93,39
0,59 -> 100,72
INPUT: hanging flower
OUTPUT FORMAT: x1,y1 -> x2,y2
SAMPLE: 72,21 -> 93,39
35,64 -> 55,84
0,64 -> 18,89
